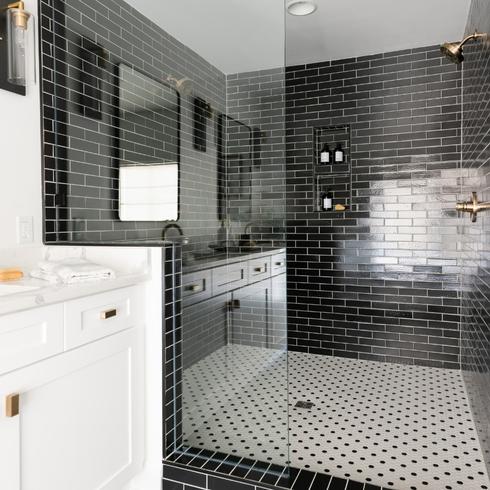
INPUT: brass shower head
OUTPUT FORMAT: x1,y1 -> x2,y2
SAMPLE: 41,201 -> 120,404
166,75 -> 194,96
440,32 -> 488,64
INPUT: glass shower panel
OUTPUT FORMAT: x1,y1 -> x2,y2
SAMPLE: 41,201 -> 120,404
178,0 -> 288,481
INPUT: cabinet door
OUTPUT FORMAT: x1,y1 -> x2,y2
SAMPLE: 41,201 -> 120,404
182,292 -> 230,369
271,273 -> 287,351
230,279 -> 271,348
0,329 -> 143,490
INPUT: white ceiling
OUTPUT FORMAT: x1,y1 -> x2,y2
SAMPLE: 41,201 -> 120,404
125,0 -> 471,74
124,0 -> 285,74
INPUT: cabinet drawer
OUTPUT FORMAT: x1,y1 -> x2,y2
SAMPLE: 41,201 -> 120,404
248,256 -> 271,283
271,252 -> 286,275
64,286 -> 138,349
212,262 -> 248,295
0,304 -> 64,375
182,270 -> 212,306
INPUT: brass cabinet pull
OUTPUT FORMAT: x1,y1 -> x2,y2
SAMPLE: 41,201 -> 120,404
5,393 -> 20,417
185,284 -> 202,293
100,308 -> 117,320
456,192 -> 490,222
254,267 -> 266,273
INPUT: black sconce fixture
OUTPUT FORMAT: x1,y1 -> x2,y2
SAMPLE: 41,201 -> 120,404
193,97 -> 212,152
0,0 -> 35,95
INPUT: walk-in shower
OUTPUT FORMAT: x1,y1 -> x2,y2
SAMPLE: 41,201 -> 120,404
165,1 -> 490,489
35,0 -> 490,489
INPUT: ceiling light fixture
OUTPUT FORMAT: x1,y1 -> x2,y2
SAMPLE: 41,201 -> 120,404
287,1 -> 317,16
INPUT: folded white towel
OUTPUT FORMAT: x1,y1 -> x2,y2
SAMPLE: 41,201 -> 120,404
32,258 -> 115,284
30,269 -> 59,283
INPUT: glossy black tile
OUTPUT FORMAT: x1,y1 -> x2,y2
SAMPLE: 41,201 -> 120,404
40,0 -> 227,247
460,0 -> 490,479
164,465 -> 207,489
285,45 -> 462,368
208,476 -> 255,490
327,477 -> 348,490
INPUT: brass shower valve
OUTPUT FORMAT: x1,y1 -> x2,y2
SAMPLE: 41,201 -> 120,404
456,192 -> 490,222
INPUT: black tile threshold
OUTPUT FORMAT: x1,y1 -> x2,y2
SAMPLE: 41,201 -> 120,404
164,446 -> 389,490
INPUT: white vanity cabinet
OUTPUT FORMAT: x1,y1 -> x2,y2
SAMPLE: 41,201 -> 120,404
0,285 -> 145,490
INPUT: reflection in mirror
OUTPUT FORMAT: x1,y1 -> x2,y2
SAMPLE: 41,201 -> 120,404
117,64 -> 180,222
217,113 -> 253,223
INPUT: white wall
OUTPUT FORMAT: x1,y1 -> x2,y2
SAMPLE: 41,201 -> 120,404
0,0 -> 42,250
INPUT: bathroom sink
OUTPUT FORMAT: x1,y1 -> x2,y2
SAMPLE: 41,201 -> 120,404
0,284 -> 40,297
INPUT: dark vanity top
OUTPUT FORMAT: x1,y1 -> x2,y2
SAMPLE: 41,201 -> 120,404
45,240 -> 171,248
183,246 -> 286,274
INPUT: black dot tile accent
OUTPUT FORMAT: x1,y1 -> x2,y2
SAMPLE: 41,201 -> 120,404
181,346 -> 490,489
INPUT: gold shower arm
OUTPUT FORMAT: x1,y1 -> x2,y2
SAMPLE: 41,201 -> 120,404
456,192 -> 490,222
459,32 -> 487,48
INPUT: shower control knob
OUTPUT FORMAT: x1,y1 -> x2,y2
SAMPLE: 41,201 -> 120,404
456,192 -> 490,223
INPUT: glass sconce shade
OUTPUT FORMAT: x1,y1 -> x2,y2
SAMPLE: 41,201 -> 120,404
6,5 -> 35,87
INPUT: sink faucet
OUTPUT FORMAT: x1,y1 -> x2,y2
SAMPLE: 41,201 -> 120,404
162,224 -> 189,244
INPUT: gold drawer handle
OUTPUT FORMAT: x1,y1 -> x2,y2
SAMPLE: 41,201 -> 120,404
6,393 -> 20,417
100,308 -> 117,320
186,284 -> 202,293
254,267 -> 266,273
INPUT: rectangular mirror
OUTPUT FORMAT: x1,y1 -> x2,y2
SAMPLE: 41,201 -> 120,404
117,63 -> 180,221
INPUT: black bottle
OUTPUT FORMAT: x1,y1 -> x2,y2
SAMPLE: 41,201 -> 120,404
334,143 -> 345,163
320,143 -> 331,164
320,191 -> 333,211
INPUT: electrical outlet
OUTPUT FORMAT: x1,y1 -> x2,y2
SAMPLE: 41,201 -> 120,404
17,216 -> 34,244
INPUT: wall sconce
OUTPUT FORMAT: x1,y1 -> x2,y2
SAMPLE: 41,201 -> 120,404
0,0 -> 35,95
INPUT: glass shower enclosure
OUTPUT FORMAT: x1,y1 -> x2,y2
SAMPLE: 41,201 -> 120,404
164,0 -> 290,484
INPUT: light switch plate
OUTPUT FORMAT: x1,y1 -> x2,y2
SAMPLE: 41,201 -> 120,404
17,216 -> 34,244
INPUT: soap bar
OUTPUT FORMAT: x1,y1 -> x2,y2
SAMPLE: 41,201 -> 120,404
0,268 -> 24,282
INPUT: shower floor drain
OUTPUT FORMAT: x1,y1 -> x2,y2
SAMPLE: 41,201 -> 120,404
295,401 -> 314,409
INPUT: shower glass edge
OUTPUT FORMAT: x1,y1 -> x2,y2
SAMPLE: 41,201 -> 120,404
174,1 -> 290,486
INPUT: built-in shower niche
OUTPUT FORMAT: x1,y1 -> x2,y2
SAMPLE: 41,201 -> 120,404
315,174 -> 351,212
313,125 -> 350,174
313,125 -> 351,212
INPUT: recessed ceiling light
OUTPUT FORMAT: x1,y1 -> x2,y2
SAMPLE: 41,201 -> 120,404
287,1 -> 317,16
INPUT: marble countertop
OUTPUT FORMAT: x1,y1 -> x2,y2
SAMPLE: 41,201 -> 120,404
0,272 -> 150,317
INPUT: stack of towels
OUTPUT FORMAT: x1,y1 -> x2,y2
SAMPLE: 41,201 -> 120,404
31,258 -> 116,284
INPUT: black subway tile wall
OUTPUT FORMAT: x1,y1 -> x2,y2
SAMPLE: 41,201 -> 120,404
461,0 -> 490,472
226,68 -> 287,247
224,68 -> 288,351
40,0 -> 226,248
285,46 -> 463,368
163,243 -> 183,456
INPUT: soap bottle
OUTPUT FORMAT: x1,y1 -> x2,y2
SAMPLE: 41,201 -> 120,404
320,143 -> 331,164
334,143 -> 344,163
320,191 -> 333,211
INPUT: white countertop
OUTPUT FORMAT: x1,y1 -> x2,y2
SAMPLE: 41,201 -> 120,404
0,272 -> 150,316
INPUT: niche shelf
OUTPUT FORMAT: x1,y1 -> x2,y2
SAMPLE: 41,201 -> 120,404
313,125 -> 351,175
313,125 -> 352,213
315,174 -> 351,212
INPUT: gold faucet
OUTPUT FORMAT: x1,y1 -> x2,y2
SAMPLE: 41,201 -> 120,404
456,192 -> 490,222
